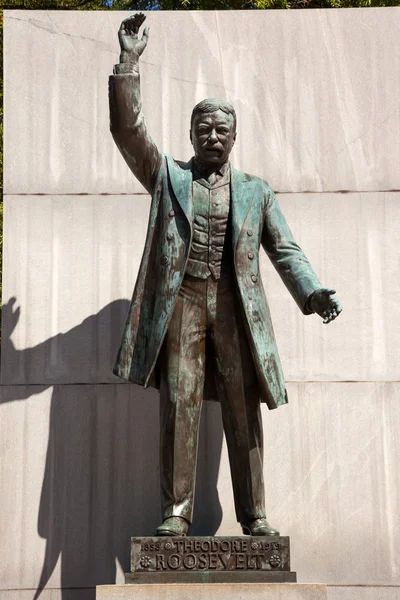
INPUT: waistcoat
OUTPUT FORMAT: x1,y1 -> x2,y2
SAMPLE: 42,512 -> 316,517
185,165 -> 232,280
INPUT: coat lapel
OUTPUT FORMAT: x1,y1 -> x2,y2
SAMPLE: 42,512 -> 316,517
231,167 -> 257,251
166,155 -> 193,227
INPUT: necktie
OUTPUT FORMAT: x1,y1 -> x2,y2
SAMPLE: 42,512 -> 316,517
207,171 -> 217,186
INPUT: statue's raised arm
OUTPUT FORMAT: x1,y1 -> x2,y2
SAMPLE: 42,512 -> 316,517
109,14 -> 162,193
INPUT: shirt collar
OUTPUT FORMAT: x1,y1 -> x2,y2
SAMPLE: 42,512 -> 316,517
192,157 -> 230,179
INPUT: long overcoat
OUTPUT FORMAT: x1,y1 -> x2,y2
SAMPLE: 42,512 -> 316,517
110,71 -> 322,410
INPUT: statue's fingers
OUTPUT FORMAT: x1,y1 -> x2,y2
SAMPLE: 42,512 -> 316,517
324,309 -> 336,323
120,15 -> 136,31
335,301 -> 343,313
120,23 -> 131,37
329,300 -> 341,315
142,26 -> 149,44
135,13 -> 146,32
326,288 -> 336,296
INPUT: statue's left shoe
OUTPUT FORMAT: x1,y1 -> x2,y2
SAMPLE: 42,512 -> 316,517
241,517 -> 279,536
155,516 -> 190,536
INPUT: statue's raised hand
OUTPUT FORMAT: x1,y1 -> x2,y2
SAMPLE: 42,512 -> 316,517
118,13 -> 149,64
310,288 -> 343,324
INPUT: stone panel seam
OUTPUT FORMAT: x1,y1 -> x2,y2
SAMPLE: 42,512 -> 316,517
0,588 -> 95,592
327,585 -> 400,588
1,380 -> 399,387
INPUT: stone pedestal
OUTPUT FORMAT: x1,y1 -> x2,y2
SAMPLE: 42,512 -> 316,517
96,536 -> 326,599
126,536 -> 296,583
97,583 -> 327,600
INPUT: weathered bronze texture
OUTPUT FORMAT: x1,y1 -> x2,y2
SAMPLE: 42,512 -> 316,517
109,14 -> 343,535
126,536 -> 296,583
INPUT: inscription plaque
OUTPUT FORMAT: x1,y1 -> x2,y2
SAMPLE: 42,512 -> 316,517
127,536 -> 297,584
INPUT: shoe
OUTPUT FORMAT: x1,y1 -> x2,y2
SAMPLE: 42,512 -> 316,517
155,516 -> 190,537
241,517 -> 279,536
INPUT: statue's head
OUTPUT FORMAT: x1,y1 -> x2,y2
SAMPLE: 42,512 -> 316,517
190,98 -> 237,169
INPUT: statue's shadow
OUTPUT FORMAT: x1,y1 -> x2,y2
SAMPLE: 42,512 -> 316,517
0,299 -> 224,600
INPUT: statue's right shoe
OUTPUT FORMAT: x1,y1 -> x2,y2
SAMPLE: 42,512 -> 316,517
155,516 -> 190,537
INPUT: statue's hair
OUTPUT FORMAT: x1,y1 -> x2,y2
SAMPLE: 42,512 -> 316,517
190,98 -> 237,130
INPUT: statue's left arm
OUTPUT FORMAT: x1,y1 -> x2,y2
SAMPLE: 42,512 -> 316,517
262,188 -> 342,324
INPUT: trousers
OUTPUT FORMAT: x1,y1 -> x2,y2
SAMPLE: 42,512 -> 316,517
159,272 -> 266,524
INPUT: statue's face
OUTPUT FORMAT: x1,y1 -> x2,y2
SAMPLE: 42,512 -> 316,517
190,109 -> 236,168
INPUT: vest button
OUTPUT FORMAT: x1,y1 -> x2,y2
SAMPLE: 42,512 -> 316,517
169,210 -> 175,217
161,255 -> 169,265
167,233 -> 173,241
211,217 -> 216,222
211,260 -> 216,265
249,295 -> 253,301
251,274 -> 258,283
247,230 -> 253,236
248,252 -> 254,260
212,190 -> 218,196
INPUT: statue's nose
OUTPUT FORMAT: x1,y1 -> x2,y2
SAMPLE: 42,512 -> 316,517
208,129 -> 218,143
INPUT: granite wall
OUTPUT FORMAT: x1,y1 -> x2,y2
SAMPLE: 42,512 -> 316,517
2,9 -> 400,600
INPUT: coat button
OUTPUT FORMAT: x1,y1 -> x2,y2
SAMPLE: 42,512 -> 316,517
249,295 -> 253,301
251,274 -> 258,283
212,190 -> 218,196
169,210 -> 175,217
161,255 -> 169,265
247,230 -> 253,236
248,252 -> 254,260
167,233 -> 173,241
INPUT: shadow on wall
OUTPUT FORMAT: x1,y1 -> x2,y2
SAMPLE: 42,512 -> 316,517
0,298 -> 224,600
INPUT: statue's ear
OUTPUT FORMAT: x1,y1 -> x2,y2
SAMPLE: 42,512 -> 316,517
189,129 -> 193,145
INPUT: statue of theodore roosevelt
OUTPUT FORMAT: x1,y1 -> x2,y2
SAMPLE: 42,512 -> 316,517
110,13 -> 342,537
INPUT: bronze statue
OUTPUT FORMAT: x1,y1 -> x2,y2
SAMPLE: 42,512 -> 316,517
109,13 -> 342,538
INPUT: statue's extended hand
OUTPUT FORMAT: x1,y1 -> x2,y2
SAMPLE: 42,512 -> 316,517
311,288 -> 343,324
118,13 -> 149,63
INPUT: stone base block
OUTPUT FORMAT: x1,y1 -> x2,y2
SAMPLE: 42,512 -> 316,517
97,583 -> 327,600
